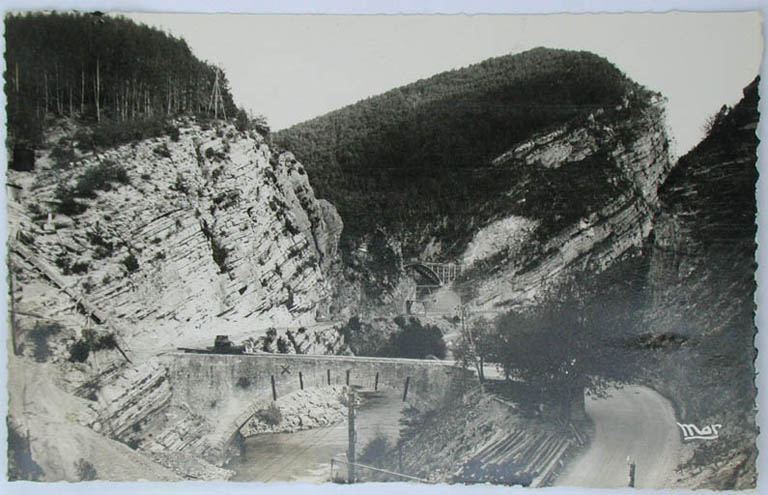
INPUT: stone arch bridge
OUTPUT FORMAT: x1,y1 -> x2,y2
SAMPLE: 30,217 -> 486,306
161,352 -> 468,463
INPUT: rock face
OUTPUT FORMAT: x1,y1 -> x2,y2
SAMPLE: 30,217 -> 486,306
392,390 -> 583,487
643,78 -> 759,490
466,98 -> 671,310
15,121 -> 342,351
239,386 -> 347,437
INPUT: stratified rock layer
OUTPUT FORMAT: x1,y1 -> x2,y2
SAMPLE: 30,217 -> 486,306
468,100 -> 671,310
16,122 -> 342,353
645,78 -> 759,490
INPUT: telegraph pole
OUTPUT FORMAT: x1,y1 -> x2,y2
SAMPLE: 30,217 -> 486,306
8,256 -> 18,355
347,387 -> 357,483
462,306 -> 484,391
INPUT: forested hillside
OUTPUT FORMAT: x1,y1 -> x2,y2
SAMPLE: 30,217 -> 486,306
275,48 -> 659,257
5,12 -> 238,148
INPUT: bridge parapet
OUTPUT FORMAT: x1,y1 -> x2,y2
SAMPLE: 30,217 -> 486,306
161,353 -> 469,464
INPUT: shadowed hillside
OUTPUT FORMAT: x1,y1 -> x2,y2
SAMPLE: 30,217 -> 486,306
275,47 -> 660,258
643,77 -> 759,489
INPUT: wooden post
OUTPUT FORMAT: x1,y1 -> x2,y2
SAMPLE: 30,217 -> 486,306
327,369 -> 331,386
403,376 -> 410,402
299,371 -> 304,390
347,388 -> 356,483
271,375 -> 277,401
628,457 -> 636,487
374,372 -> 379,391
346,369 -> 350,386
8,257 -> 18,355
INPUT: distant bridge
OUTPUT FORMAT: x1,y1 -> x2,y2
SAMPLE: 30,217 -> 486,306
403,261 -> 464,287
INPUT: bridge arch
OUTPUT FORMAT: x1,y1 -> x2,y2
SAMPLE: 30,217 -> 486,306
162,353 -> 468,463
404,262 -> 443,286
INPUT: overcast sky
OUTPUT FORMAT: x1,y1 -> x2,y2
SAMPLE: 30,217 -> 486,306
124,12 -> 761,155
124,11 -> 762,156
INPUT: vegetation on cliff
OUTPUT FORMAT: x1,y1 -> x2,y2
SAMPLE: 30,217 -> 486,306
276,47 -> 660,257
4,12 -> 252,152
644,77 -> 759,489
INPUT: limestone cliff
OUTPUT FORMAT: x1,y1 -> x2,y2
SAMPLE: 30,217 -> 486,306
464,98 -> 671,310
644,78 -> 759,489
11,120 -> 342,353
7,118 -> 346,480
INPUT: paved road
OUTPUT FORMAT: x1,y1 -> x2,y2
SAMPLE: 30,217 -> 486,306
557,385 -> 681,489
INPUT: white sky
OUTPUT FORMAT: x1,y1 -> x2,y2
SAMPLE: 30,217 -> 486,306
124,11 -> 762,155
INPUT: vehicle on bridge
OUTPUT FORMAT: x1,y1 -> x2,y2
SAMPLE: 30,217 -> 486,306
178,335 -> 247,354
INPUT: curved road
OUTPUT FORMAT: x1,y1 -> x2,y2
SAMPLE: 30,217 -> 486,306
557,385 -> 682,489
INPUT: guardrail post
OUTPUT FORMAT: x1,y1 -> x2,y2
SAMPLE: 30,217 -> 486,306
403,376 -> 410,402
628,458 -> 636,487
374,372 -> 379,391
346,369 -> 350,386
299,371 -> 304,390
271,375 -> 277,401
327,369 -> 331,386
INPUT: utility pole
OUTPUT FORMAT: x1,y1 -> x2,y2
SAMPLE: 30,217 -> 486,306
347,387 -> 357,483
8,255 -> 18,355
208,68 -> 227,120
462,306 -> 484,391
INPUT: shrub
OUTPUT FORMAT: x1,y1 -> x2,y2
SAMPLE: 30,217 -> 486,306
199,220 -> 229,273
169,126 -> 180,142
94,332 -> 118,351
56,160 -> 130,215
71,261 -> 90,274
153,143 -> 171,158
383,317 -> 446,359
51,141 -> 76,169
236,376 -> 251,389
87,230 -> 115,259
260,328 -> 277,352
68,339 -> 91,363
122,254 -> 140,273
68,330 -> 118,363
276,336 -> 290,354
84,117 -> 170,150
284,218 -> 301,236
170,172 -> 189,194
55,186 -> 88,215
27,322 -> 63,362
75,160 -> 130,197
7,419 -> 44,481
55,250 -> 72,274
359,431 -> 391,466
210,239 -> 229,273
256,403 -> 282,426
75,459 -> 97,480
